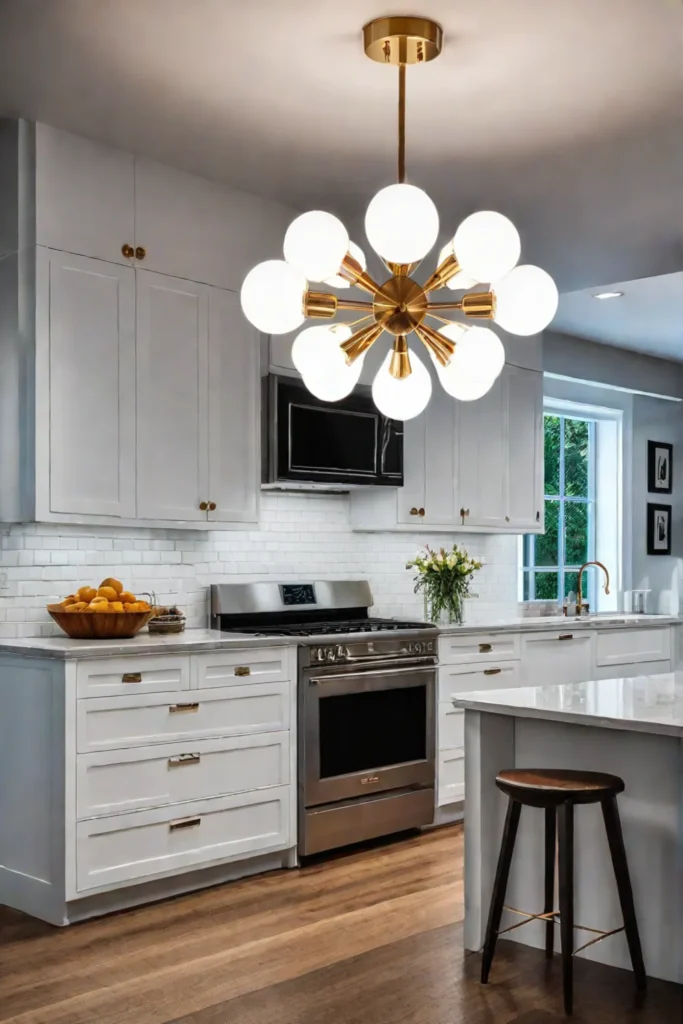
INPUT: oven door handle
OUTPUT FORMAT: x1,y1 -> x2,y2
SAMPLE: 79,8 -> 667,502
308,664 -> 435,684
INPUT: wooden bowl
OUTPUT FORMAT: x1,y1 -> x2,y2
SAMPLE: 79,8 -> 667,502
47,606 -> 155,640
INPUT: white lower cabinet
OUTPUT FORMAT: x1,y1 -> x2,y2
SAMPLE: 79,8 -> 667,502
521,631 -> 593,687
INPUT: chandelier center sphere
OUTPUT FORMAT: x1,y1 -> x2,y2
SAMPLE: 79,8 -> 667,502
373,275 -> 428,336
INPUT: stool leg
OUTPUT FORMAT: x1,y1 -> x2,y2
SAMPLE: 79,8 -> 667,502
481,798 -> 521,984
544,806 -> 556,959
601,795 -> 647,992
557,801 -> 574,1016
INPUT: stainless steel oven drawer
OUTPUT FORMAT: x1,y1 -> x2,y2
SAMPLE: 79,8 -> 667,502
300,787 -> 434,856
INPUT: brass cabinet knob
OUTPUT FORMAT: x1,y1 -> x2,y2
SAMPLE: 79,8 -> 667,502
135,246 -> 147,261
505,515 -> 510,522
410,507 -> 418,516
121,243 -> 134,259
208,501 -> 217,512
418,507 -> 425,517
199,501 -> 208,512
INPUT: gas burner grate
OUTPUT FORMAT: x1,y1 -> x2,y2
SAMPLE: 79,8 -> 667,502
229,618 -> 433,638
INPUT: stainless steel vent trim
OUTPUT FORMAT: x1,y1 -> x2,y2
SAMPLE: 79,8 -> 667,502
211,580 -> 374,617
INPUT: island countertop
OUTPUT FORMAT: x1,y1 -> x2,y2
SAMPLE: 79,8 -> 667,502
437,613 -> 680,636
0,628 -> 297,660
453,672 -> 683,738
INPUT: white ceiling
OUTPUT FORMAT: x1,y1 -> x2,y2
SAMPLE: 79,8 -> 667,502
552,272 -> 683,362
0,0 -> 681,295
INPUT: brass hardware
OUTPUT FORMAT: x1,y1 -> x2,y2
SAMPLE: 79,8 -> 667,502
505,515 -> 510,522
335,298 -> 375,312
303,290 -> 338,319
169,703 -> 199,713
199,501 -> 208,511
559,634 -> 574,641
338,252 -> 381,296
208,502 -> 217,512
414,322 -> 455,367
385,261 -> 421,278
479,643 -> 492,654
234,666 -> 251,677
341,321 -> 386,365
121,672 -> 142,683
484,668 -> 502,676
427,291 -> 496,320
168,753 -> 200,767
397,61 -> 406,183
373,275 -> 428,336
360,775 -> 380,785
418,507 -> 425,517
576,561 -> 610,617
363,16 -> 443,65
536,510 -> 541,522
410,507 -> 419,516
500,903 -> 625,955
169,817 -> 201,832
135,246 -> 146,260
121,243 -> 134,259
389,335 -> 412,380
460,507 -> 470,525
423,251 -> 463,294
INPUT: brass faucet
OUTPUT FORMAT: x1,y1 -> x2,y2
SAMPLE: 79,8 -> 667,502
576,561 -> 610,616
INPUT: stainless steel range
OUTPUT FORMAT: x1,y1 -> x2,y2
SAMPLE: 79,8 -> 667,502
211,581 -> 438,856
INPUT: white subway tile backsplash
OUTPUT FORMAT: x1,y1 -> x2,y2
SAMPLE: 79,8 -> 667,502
0,493 -> 519,636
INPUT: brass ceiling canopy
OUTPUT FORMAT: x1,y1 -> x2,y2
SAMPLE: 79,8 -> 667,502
363,16 -> 443,66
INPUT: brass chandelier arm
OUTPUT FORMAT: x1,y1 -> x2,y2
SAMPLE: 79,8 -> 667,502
414,323 -> 456,367
340,320 -> 387,365
425,309 -> 459,326
428,291 -> 496,319
335,298 -> 376,312
339,252 -> 383,296
422,252 -> 463,293
389,335 -> 411,379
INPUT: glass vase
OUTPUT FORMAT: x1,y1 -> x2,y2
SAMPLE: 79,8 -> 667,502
424,591 -> 465,627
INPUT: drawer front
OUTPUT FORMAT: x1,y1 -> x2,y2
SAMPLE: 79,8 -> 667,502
593,660 -> 674,681
596,627 -> 671,667
77,656 -> 191,698
438,749 -> 465,806
77,731 -> 291,818
521,632 -> 593,687
439,661 -> 521,700
438,632 -> 521,666
192,647 -> 290,688
77,683 -> 291,753
438,703 -> 464,751
75,786 -> 291,891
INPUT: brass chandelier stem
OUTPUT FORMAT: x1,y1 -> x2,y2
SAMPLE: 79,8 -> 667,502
398,62 -> 406,184
389,335 -> 411,379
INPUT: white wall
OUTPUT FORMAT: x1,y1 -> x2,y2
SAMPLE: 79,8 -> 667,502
0,492 -> 520,637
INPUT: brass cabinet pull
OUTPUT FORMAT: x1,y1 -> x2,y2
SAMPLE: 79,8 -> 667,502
135,245 -> 146,260
558,634 -> 574,641
168,753 -> 200,768
484,667 -> 502,676
536,510 -> 541,522
199,501 -> 208,511
505,515 -> 510,522
234,666 -> 251,677
169,702 -> 199,713
169,817 -> 201,832
208,501 -> 217,512
460,507 -> 470,524
121,672 -> 142,683
361,775 -> 380,785
121,243 -> 134,259
479,643 -> 492,654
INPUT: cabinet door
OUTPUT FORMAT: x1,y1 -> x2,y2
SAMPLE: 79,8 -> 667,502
136,271 -> 209,521
397,412 -> 427,525
456,374 -> 507,528
397,375 -> 457,527
36,249 -> 136,518
506,366 -> 544,531
206,288 -> 259,523
35,124 -> 135,266
521,631 -> 593,687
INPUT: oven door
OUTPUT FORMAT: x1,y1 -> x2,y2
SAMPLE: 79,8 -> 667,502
302,663 -> 436,807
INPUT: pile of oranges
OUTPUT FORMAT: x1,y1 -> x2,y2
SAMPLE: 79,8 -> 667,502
56,578 -> 152,614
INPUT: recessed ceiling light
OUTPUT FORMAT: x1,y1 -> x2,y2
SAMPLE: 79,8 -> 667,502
592,291 -> 624,300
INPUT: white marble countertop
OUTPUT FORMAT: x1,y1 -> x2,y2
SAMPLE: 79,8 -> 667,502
0,629 -> 296,660
437,613 -> 680,636
453,672 -> 683,737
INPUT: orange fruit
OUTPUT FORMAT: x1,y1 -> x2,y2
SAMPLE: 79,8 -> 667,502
136,600 -> 151,611
109,601 -> 124,613
122,602 -> 136,611
78,586 -> 97,603
63,595 -> 79,606
66,601 -> 88,612
100,577 -> 123,595
88,598 -> 109,611
97,586 -> 118,601
119,591 -> 136,605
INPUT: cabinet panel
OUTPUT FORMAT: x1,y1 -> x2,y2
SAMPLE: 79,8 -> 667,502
439,632 -> 521,666
77,656 -> 190,699
207,288 -> 259,523
521,631 -> 593,687
35,124 -> 135,265
456,375 -> 507,529
136,271 -> 209,521
506,366 -> 543,530
439,703 -> 465,750
439,661 -> 521,699
596,627 -> 670,667
397,370 -> 457,526
192,647 -> 290,689
438,749 -> 465,806
397,413 -> 427,525
36,249 -> 136,518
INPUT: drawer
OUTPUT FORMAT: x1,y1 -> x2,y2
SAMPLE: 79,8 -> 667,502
192,647 -> 291,688
76,731 -> 291,818
75,786 -> 291,891
438,749 -> 465,807
521,631 -> 593,687
438,702 -> 464,751
438,632 -> 521,666
596,627 -> 671,668
439,661 -> 521,700
77,656 -> 191,698
77,682 -> 291,753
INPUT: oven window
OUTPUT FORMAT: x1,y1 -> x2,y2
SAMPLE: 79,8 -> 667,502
289,404 -> 377,476
318,686 -> 427,778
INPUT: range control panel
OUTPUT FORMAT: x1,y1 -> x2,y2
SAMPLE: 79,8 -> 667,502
309,638 -> 436,665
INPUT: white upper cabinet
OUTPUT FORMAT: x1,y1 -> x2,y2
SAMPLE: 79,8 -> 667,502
207,288 -> 260,523
35,249 -> 136,518
506,365 -> 544,531
397,377 -> 458,527
456,376 -> 507,530
34,124 -> 135,266
136,271 -> 209,522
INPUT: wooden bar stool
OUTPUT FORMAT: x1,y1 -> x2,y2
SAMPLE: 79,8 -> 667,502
480,768 -> 646,1016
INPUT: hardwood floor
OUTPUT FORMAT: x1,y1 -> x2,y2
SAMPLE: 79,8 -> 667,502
0,825 -> 679,1023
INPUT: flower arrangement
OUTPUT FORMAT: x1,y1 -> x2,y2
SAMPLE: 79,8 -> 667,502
406,544 -> 482,626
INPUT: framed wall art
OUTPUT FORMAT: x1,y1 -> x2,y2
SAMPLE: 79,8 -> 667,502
648,441 -> 673,494
647,502 -> 672,556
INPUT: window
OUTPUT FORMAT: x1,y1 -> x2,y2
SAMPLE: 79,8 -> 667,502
522,414 -> 595,602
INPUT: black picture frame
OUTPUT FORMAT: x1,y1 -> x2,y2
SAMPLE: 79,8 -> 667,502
647,440 -> 673,494
647,502 -> 672,556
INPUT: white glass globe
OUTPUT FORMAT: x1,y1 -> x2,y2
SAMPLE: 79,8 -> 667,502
365,184 -> 439,264
453,211 -> 521,283
303,354 -> 362,403
323,240 -> 367,289
372,347 -> 432,421
437,242 -> 477,291
493,264 -> 559,336
240,260 -> 307,335
284,210 -> 349,282
433,324 -> 502,401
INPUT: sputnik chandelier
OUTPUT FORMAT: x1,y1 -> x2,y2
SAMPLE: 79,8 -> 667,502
240,16 -> 559,420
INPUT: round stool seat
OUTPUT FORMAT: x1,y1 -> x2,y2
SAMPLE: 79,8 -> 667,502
496,768 -> 625,807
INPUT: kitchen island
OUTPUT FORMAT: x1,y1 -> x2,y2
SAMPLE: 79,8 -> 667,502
455,674 -> 683,985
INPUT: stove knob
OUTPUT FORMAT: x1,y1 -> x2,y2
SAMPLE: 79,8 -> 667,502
414,642 -> 423,654
326,647 -> 336,662
407,642 -> 415,654
336,645 -> 348,661
315,647 -> 325,663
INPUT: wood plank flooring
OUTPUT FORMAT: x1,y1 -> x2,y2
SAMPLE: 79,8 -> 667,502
0,825 -> 680,1023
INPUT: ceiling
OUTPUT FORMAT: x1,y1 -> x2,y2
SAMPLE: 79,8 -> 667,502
0,0 -> 681,296
552,272 -> 683,362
